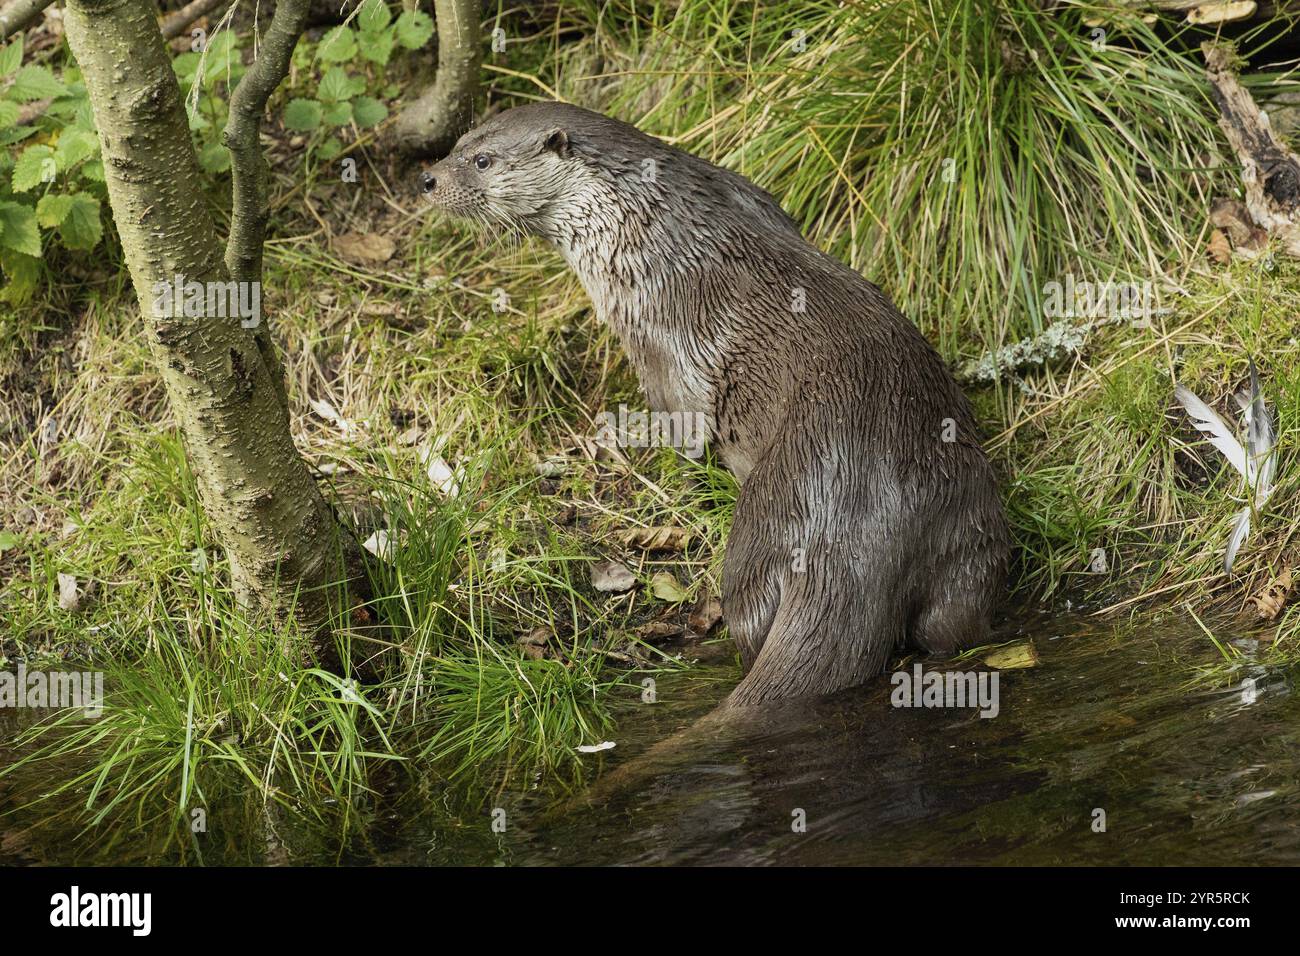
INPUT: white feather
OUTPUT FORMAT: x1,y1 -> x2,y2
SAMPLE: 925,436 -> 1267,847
1224,507 -> 1251,573
1244,360 -> 1276,508
1174,385 -> 1248,478
1176,366 -> 1280,573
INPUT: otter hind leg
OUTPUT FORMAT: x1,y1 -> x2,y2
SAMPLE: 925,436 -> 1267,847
909,513 -> 1005,658
910,594 -> 991,657
720,457 -> 789,672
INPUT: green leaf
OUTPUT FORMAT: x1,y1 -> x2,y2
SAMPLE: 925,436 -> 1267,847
173,51 -> 201,86
0,246 -> 42,303
358,0 -> 392,33
58,193 -> 101,250
7,65 -> 68,102
205,30 -> 239,58
73,97 -> 95,130
0,201 -> 41,257
0,100 -> 18,127
317,26 -> 358,63
316,137 -> 343,161
187,108 -> 211,131
198,141 -> 232,173
351,96 -> 388,128
322,100 -> 352,127
55,128 -> 99,171
358,29 -> 393,66
283,97 -> 323,131
80,160 -> 105,183
318,66 -> 362,104
202,32 -> 244,88
394,11 -> 434,50
35,193 -> 74,227
649,571 -> 689,603
0,126 -> 36,147
0,41 -> 23,79
0,530 -> 20,552
12,145 -> 55,192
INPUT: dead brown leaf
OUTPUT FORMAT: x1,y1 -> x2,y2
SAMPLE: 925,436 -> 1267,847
333,232 -> 396,266
591,559 -> 636,593
636,621 -> 684,644
517,627 -> 552,660
619,526 -> 691,552
688,595 -> 723,635
1246,569 -> 1292,621
1207,228 -> 1232,265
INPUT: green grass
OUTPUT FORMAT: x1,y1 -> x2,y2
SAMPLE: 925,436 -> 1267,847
517,0 -> 1300,355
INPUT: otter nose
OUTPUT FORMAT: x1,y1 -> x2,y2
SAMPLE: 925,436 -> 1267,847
419,171 -> 436,195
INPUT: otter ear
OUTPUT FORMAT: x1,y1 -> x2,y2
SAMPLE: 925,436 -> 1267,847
541,128 -> 570,158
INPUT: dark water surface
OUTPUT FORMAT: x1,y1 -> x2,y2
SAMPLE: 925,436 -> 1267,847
3,611 -> 1298,865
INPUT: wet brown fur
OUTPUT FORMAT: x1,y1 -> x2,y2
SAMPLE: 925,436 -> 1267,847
421,103 -> 1009,706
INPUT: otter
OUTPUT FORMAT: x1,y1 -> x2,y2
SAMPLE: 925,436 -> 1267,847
419,102 -> 1009,706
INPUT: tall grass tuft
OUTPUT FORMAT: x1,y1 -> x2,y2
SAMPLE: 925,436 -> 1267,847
532,0 -> 1296,356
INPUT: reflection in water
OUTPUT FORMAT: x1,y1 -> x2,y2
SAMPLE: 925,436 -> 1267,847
2,612 -> 1298,865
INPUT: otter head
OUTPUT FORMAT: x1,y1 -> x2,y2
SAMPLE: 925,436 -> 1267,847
418,104 -> 594,242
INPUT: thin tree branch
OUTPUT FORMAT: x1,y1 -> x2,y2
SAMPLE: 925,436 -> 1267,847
1,0 -> 54,40
390,0 -> 481,157
222,0 -> 311,411
160,0 -> 228,40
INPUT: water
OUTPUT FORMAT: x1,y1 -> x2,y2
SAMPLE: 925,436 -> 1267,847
3,611 -> 1298,865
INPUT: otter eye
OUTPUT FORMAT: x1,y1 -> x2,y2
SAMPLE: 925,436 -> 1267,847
473,153 -> 492,171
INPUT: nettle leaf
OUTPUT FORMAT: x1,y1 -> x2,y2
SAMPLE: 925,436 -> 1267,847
55,128 -> 100,171
394,11 -> 433,50
351,96 -> 388,128
8,65 -> 68,102
35,193 -> 74,227
173,51 -> 201,86
358,0 -> 392,33
359,29 -> 393,66
203,57 -> 244,90
58,193 -> 101,250
0,201 -> 41,257
318,66 -> 363,104
322,100 -> 352,127
0,42 -> 23,78
283,97 -> 323,131
316,137 -> 343,161
206,30 -> 239,57
198,141 -> 232,173
74,97 -> 95,129
317,26 -> 358,63
0,247 -> 42,303
12,145 -> 56,192
0,100 -> 18,127
80,160 -> 105,183
0,126 -> 36,147
202,33 -> 244,88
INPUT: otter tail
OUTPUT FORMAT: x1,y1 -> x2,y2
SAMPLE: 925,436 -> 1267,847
726,558 -> 907,706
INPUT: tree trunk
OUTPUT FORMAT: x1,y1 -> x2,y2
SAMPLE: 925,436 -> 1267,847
390,0 -> 481,158
62,0 -> 361,663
